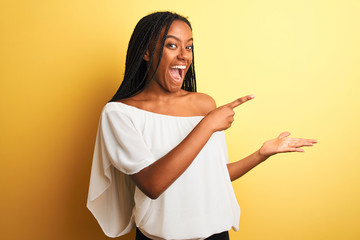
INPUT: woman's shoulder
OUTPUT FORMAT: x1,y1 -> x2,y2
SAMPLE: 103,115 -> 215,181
185,92 -> 217,116
103,101 -> 132,116
105,91 -> 217,117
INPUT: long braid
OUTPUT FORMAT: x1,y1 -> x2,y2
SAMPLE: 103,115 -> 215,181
110,11 -> 196,101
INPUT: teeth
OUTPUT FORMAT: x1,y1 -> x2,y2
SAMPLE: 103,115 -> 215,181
171,65 -> 186,69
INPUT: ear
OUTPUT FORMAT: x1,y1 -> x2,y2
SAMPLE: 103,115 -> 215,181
143,50 -> 150,62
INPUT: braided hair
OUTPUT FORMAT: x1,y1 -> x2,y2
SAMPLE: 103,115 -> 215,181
110,11 -> 196,101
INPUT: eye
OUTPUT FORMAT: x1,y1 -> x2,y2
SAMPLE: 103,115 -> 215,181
167,43 -> 177,49
186,45 -> 193,50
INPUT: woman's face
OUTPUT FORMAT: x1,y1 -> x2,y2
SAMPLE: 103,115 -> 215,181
144,20 -> 193,93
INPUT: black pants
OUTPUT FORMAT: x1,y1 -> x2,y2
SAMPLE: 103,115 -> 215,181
135,228 -> 230,240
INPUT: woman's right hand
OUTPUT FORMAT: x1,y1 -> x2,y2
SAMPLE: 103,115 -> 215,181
203,95 -> 255,132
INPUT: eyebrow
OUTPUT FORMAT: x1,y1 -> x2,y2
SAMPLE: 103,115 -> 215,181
166,35 -> 193,42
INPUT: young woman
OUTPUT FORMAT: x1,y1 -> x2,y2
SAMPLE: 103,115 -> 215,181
87,11 -> 317,240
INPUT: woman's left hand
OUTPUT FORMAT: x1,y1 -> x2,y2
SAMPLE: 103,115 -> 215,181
259,132 -> 317,158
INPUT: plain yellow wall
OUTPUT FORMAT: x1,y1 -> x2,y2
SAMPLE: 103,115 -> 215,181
1,0 -> 360,239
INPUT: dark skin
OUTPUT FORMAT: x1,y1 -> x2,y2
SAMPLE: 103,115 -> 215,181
120,20 -> 317,199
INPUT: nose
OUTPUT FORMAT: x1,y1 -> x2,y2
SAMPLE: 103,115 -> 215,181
177,47 -> 191,61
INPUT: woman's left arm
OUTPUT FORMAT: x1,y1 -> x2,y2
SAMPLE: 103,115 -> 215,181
227,132 -> 317,181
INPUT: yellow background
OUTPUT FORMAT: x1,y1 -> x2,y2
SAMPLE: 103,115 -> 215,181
1,0 -> 359,239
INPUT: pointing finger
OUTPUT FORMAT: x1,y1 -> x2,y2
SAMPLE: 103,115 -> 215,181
228,95 -> 255,109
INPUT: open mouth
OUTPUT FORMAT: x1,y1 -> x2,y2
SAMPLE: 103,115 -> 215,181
169,65 -> 186,82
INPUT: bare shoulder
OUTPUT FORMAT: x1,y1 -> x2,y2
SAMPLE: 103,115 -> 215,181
186,92 -> 217,116
116,94 -> 146,108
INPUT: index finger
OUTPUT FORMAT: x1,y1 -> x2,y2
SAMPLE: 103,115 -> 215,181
227,95 -> 255,109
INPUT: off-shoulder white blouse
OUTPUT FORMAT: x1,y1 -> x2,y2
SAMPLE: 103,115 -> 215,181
87,102 -> 240,240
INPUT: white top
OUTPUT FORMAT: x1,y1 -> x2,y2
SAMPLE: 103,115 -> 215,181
87,102 -> 240,240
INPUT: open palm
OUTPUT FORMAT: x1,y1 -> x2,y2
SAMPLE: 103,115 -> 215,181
259,132 -> 317,158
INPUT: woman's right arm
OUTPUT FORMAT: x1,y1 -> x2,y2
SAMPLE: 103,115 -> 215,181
130,95 -> 255,199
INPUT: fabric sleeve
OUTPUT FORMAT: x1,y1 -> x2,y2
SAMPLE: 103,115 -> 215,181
218,131 -> 230,164
87,106 -> 156,238
101,107 -> 156,175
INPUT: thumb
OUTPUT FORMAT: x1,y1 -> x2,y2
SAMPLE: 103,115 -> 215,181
278,132 -> 291,139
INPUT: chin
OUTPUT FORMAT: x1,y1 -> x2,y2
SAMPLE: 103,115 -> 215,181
167,85 -> 183,93
165,80 -> 183,93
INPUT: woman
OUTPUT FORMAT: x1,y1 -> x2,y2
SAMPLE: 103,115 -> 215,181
87,11 -> 317,240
